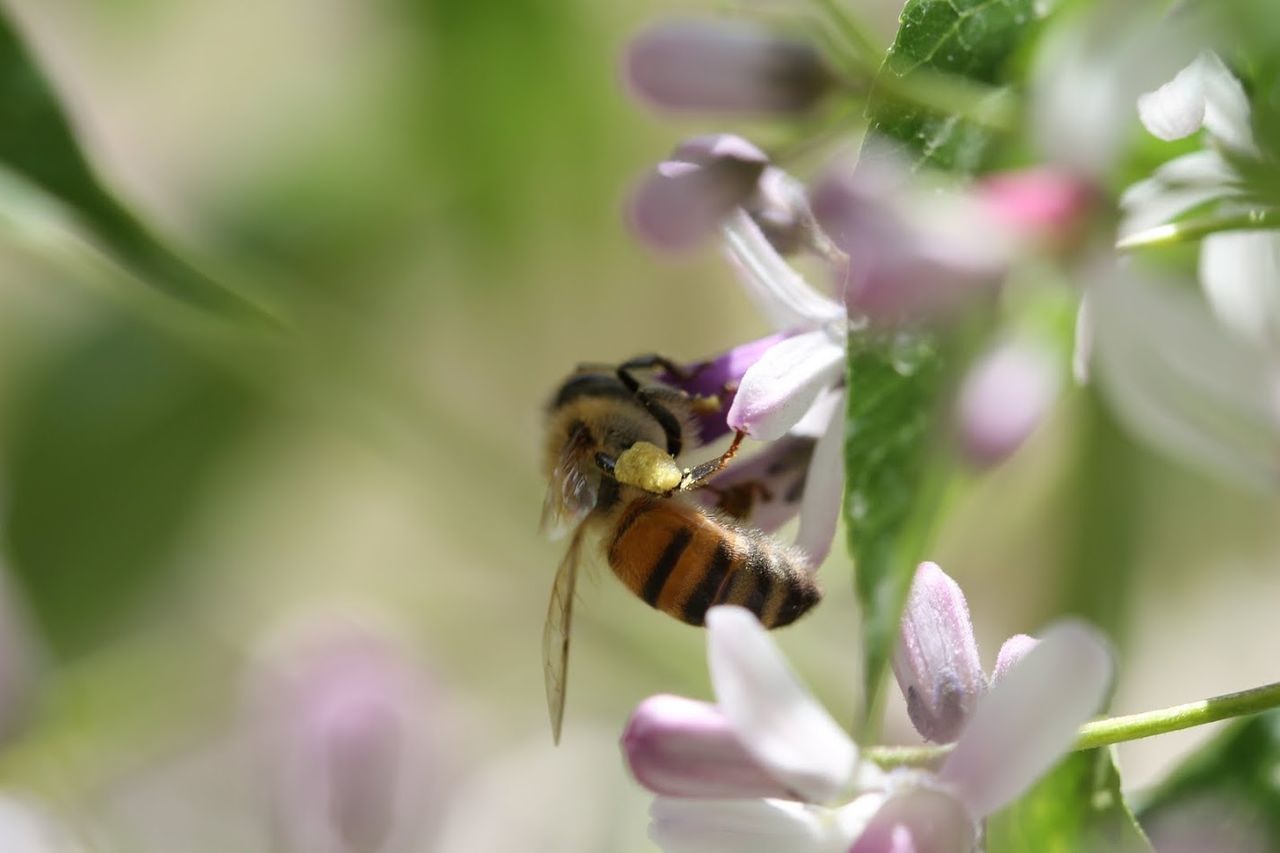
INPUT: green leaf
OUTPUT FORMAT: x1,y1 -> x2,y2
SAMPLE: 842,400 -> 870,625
845,335 -> 947,728
2,318 -> 258,656
1137,710 -> 1280,849
868,0 -> 1039,171
987,748 -> 1153,853
0,10 -> 270,324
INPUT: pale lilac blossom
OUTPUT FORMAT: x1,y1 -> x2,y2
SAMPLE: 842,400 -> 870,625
893,562 -> 1045,744
624,605 -> 1112,852
0,796 -> 83,853
624,20 -> 832,116
247,618 -> 439,853
1121,52 -> 1280,348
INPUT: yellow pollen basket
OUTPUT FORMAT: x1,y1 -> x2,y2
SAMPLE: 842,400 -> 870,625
614,441 -> 683,494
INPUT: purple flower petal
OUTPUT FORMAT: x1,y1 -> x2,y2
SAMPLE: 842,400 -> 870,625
891,563 -> 985,744
666,333 -> 788,443
706,606 -> 857,803
624,20 -> 832,115
954,339 -> 1061,468
727,328 -> 846,442
848,787 -> 975,853
622,694 -> 793,799
629,135 -> 769,252
939,621 -> 1112,818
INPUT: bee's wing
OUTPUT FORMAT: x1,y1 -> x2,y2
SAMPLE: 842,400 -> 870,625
543,522 -> 588,744
540,428 -> 599,539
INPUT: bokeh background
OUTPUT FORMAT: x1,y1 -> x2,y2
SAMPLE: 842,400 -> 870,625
0,0 -> 1275,850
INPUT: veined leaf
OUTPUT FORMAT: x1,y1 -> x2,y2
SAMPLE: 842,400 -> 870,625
987,748 -> 1153,853
869,0 -> 1040,171
845,335 -> 946,725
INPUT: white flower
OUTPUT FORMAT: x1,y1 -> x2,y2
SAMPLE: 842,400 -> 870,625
1121,51 -> 1280,348
715,211 -> 848,566
622,605 -> 1113,852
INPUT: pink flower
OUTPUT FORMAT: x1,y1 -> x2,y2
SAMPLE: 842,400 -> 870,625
953,339 -> 1061,468
623,605 -> 1112,852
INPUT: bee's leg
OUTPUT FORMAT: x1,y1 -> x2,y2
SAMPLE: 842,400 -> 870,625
679,431 -> 747,492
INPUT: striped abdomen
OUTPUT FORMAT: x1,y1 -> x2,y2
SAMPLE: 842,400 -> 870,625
606,497 -> 820,628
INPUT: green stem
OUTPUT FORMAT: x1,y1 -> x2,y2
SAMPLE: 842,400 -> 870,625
864,679 -> 1280,769
1116,208 -> 1280,250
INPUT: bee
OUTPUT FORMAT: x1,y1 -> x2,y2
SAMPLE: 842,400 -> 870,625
541,354 -> 822,742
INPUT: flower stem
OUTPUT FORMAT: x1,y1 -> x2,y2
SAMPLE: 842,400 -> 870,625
864,679 -> 1280,768
1116,208 -> 1280,250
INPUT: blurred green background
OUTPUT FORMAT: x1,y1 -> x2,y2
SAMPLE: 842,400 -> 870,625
0,0 -> 1275,850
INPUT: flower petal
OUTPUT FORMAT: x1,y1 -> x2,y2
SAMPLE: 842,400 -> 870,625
795,388 -> 846,567
848,787 -> 975,853
723,210 -> 845,330
693,435 -> 815,533
649,797 -> 831,853
1139,52 -> 1253,152
622,694 -> 793,799
629,137 -> 769,252
1200,230 -> 1280,349
727,329 -> 846,442
990,634 -> 1039,684
938,621 -> 1112,818
891,563 -> 985,744
706,606 -> 857,803
1118,150 -> 1234,237
1137,54 -> 1209,142
1091,266 -> 1280,490
666,333 -> 788,443
624,20 -> 832,115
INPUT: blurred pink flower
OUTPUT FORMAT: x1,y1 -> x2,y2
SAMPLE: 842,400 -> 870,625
247,618 -> 439,853
953,339 -> 1061,468
624,20 -> 832,116
624,605 -> 1112,852
811,145 -> 1014,327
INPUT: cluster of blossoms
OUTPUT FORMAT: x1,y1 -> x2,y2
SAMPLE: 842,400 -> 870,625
606,2 -> 1280,850
622,563 -> 1111,851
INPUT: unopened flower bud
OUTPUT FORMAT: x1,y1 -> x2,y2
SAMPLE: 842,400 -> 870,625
977,168 -> 1096,254
892,563 -> 986,743
624,20 -> 832,115
954,340 -> 1061,468
622,694 -> 792,799
628,134 -> 768,252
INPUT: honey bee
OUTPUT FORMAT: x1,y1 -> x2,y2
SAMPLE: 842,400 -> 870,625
541,354 -> 822,742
